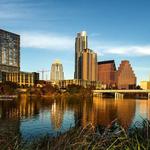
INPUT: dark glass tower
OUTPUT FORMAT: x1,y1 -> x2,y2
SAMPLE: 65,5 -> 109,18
0,29 -> 20,73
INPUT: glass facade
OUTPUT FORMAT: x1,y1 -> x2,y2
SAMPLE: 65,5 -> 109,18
0,29 -> 20,73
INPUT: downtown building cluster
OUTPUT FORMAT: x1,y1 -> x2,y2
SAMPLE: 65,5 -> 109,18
0,29 -> 39,87
74,31 -> 136,89
0,29 -> 137,89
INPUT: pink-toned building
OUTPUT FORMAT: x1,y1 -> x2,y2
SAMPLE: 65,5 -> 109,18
97,60 -> 116,88
116,60 -> 136,89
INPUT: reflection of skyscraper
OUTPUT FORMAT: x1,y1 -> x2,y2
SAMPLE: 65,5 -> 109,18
116,60 -> 136,89
0,29 -> 20,73
74,31 -> 88,79
82,49 -> 97,81
91,97 -> 136,128
50,100 -> 64,131
50,59 -> 64,81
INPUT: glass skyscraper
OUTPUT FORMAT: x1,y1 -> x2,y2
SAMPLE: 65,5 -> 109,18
74,31 -> 88,79
74,31 -> 97,81
0,29 -> 20,73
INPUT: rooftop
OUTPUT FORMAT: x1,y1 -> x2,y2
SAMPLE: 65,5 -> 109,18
98,60 -> 115,65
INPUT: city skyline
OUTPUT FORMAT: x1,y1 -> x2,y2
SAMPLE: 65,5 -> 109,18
1,0 -> 150,83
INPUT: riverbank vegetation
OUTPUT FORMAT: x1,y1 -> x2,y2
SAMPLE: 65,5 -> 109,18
1,119 -> 150,150
0,81 -> 94,99
27,84 -> 94,99
0,81 -> 18,95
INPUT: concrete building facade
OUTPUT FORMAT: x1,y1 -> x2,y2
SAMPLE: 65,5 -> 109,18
140,81 -> 150,90
50,59 -> 64,81
56,79 -> 101,89
116,60 -> 136,89
97,60 -> 116,88
82,48 -> 97,81
1,71 -> 39,87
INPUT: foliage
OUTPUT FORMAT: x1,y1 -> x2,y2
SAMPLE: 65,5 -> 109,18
0,81 -> 18,95
40,83 -> 59,95
66,84 -> 85,94
1,119 -> 150,150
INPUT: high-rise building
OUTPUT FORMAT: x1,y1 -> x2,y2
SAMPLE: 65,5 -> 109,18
82,48 -> 97,81
0,29 -> 20,73
50,59 -> 64,81
116,60 -> 136,89
97,60 -> 116,88
0,29 -> 39,86
74,31 -> 88,79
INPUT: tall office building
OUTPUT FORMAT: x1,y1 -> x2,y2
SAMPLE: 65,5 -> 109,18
97,60 -> 116,88
74,31 -> 88,79
82,48 -> 97,81
50,59 -> 64,81
116,60 -> 136,89
0,29 -> 20,73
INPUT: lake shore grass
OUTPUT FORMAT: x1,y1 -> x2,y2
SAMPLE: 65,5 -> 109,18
1,119 -> 150,150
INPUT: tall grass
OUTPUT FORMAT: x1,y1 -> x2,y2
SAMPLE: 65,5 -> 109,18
1,119 -> 150,150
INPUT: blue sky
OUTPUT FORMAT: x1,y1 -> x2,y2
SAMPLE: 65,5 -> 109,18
1,0 -> 150,83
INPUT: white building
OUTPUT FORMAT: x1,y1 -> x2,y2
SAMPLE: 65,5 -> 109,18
50,59 -> 64,81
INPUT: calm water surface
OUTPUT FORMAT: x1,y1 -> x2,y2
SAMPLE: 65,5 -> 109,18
0,94 -> 150,140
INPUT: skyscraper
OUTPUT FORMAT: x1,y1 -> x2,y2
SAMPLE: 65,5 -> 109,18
116,60 -> 136,89
74,31 -> 88,79
50,59 -> 64,81
82,48 -> 97,81
0,29 -> 20,72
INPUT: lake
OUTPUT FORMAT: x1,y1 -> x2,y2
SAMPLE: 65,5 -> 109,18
0,94 -> 150,140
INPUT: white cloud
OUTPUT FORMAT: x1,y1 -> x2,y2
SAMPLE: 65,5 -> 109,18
90,41 -> 150,56
103,46 -> 150,56
21,32 -> 74,51
21,32 -> 150,56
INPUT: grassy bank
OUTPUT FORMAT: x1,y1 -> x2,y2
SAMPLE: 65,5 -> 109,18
1,120 -> 150,150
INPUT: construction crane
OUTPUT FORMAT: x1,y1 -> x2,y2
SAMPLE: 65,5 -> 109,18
37,69 -> 50,80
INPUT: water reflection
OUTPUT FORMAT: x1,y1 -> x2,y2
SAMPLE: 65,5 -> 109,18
50,100 -> 64,131
0,95 -> 150,140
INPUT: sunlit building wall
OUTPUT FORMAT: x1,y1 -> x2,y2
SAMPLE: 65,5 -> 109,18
82,48 -> 97,81
97,60 -> 116,88
56,79 -> 101,89
140,81 -> 150,90
116,60 -> 136,89
74,31 -> 88,79
2,71 -> 39,87
50,59 -> 64,81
